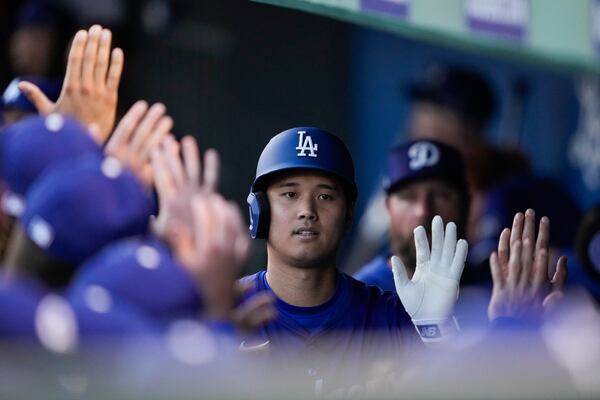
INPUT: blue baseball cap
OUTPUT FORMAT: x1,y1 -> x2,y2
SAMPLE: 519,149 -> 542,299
251,127 -> 357,199
68,237 -> 202,323
0,275 -> 80,353
1,76 -> 61,114
0,114 -> 101,217
384,139 -> 467,194
0,274 -> 46,337
22,155 -> 153,265
69,293 -> 158,337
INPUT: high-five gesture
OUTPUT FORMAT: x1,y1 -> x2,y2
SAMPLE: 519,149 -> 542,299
488,209 -> 568,322
166,192 -> 250,320
105,101 -> 172,188
392,215 -> 468,342
18,25 -> 124,144
150,135 -> 219,238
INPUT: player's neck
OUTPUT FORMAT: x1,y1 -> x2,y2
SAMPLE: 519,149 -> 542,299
265,261 -> 338,307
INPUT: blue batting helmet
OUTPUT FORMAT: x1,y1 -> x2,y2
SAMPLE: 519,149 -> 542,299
247,127 -> 357,239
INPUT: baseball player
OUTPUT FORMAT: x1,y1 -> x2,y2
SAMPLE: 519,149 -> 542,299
0,76 -> 61,127
6,154 -> 153,289
354,139 -> 472,290
240,127 -> 468,389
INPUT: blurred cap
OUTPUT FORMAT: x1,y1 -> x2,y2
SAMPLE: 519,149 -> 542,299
0,114 -> 101,217
1,76 -> 61,114
383,139 -> 468,195
69,292 -> 158,337
22,155 -> 153,265
0,274 -> 46,337
69,237 -> 202,323
0,275 -> 79,353
408,65 -> 496,126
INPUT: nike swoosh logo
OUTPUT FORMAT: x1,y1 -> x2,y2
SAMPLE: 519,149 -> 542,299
239,340 -> 270,352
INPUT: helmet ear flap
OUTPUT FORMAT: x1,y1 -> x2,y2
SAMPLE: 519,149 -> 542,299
247,192 -> 270,239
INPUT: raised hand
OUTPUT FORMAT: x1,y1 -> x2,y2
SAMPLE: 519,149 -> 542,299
231,281 -> 277,333
488,209 -> 568,322
392,215 -> 468,341
150,135 -> 219,238
18,25 -> 124,144
166,191 -> 250,320
105,101 -> 172,188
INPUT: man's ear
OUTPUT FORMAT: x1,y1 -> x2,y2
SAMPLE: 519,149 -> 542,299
384,195 -> 391,213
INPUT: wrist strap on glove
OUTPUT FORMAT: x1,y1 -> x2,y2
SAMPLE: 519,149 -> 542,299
412,316 -> 460,343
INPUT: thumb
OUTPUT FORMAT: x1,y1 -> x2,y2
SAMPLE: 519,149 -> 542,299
551,256 -> 568,292
542,290 -> 564,314
391,255 -> 410,293
18,81 -> 54,114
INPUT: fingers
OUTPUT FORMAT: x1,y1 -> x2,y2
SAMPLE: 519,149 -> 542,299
163,136 -> 185,188
94,29 -> 112,87
497,228 -> 510,274
182,136 -> 201,188
203,149 -> 220,193
191,194 -> 211,255
235,280 -> 254,297
509,212 -> 524,247
413,225 -> 430,268
551,256 -> 568,292
507,240 -> 522,288
140,115 -> 172,161
489,252 -> 504,289
518,236 -> 534,293
81,25 -> 103,91
107,100 -> 148,150
531,248 -> 549,296
106,48 -> 124,93
441,221 -> 457,271
167,220 -> 195,266
535,216 -> 550,255
522,209 -> 536,263
430,215 -> 444,267
232,293 -> 277,331
151,144 -> 175,203
63,30 -> 87,93
450,239 -> 468,279
130,103 -> 166,152
391,255 -> 410,290
17,81 -> 54,114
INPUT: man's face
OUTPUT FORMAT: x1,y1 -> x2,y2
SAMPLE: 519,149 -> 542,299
265,170 -> 350,269
9,27 -> 55,76
386,179 -> 462,271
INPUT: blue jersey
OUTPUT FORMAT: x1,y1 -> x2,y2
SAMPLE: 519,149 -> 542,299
239,270 -> 419,391
353,254 -> 394,292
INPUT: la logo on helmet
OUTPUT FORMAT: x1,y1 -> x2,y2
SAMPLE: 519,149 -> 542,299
296,130 -> 318,157
408,142 -> 440,170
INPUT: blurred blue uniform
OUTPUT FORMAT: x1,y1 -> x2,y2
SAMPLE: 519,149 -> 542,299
354,253 -> 394,291
239,270 -> 419,390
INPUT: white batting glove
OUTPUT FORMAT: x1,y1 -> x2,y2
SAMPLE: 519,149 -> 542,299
392,215 -> 468,343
